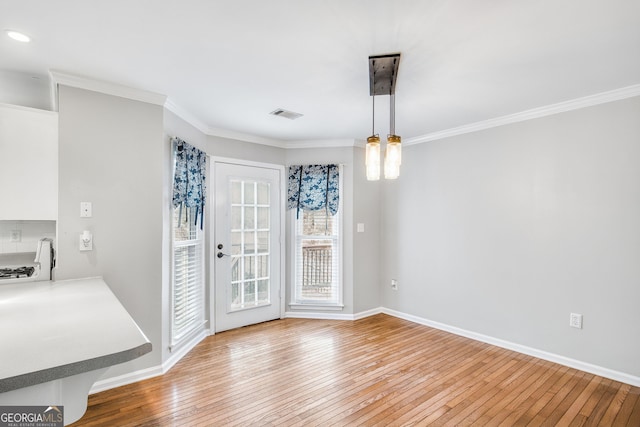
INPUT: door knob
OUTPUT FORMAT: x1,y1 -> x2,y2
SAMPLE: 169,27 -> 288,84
217,252 -> 230,258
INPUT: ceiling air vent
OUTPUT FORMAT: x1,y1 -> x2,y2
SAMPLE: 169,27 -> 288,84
269,108 -> 303,120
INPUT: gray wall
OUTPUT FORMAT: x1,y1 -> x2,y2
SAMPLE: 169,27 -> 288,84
205,135 -> 285,165
381,96 -> 640,377
352,146 -> 382,313
57,85 -> 165,376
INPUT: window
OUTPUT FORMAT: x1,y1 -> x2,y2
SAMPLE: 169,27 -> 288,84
292,193 -> 342,308
171,206 -> 205,348
171,137 -> 206,349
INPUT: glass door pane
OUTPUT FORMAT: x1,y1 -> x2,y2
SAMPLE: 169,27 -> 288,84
229,179 -> 271,311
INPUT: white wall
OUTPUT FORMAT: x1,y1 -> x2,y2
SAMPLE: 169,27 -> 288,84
0,71 -> 52,111
381,96 -> 640,378
57,85 -> 165,377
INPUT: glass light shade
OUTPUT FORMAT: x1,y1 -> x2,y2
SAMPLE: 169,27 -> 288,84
365,135 -> 381,181
384,135 -> 401,179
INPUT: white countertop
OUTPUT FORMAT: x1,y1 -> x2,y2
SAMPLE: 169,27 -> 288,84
0,277 -> 151,393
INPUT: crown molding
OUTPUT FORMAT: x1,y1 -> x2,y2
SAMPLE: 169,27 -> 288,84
163,99 -> 209,134
206,126 -> 287,148
164,98 -> 284,147
47,70 -> 640,150
405,83 -> 640,146
285,139 -> 359,149
49,70 -> 167,106
354,139 -> 366,149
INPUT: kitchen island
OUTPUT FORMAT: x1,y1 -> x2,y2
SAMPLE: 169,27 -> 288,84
0,277 -> 152,425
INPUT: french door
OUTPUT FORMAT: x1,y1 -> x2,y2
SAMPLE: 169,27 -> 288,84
213,160 -> 283,332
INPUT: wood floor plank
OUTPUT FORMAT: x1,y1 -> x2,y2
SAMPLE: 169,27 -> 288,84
511,365 -> 573,425
555,375 -> 603,425
312,336 -> 484,422
472,360 -> 560,426
613,388 -> 640,426
70,314 -> 640,426
348,346 -> 499,426
373,349 -> 516,426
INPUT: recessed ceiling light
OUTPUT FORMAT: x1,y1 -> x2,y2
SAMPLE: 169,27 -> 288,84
6,30 -> 31,43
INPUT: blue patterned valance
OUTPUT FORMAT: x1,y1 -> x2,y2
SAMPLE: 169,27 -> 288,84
172,137 -> 207,229
287,164 -> 339,217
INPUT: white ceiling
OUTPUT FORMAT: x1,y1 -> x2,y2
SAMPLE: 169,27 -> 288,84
2,0 -> 640,144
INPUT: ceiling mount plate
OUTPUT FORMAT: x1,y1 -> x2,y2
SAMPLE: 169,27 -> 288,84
369,53 -> 401,96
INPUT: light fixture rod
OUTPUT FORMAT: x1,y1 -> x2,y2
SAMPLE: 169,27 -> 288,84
372,73 -> 376,135
390,94 -> 395,135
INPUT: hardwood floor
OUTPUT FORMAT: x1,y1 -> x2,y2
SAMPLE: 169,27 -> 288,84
72,314 -> 640,426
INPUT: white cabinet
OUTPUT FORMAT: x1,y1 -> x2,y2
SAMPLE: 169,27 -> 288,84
0,104 -> 58,220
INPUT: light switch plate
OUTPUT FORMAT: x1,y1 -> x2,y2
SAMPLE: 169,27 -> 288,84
357,223 -> 365,233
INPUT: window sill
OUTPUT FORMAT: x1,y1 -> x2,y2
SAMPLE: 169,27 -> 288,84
289,303 -> 344,311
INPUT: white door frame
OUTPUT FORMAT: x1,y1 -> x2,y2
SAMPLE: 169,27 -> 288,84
208,157 -> 285,334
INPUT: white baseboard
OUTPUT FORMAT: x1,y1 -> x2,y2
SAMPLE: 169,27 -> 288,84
354,307 -> 384,320
89,328 -> 210,394
285,306 -> 383,321
284,311 -> 354,320
163,329 -> 210,373
90,365 -> 163,394
381,307 -> 640,388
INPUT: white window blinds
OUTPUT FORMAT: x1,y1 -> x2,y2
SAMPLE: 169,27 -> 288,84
171,199 -> 205,347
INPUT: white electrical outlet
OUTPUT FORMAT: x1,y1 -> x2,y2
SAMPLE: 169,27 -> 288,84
570,313 -> 583,329
10,230 -> 21,242
391,279 -> 398,291
79,231 -> 93,251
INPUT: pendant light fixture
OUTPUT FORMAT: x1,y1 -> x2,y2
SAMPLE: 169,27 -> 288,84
366,53 -> 401,181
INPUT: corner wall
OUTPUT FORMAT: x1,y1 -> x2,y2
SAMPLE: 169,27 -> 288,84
352,146 -> 382,313
381,96 -> 640,378
57,85 -> 165,377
